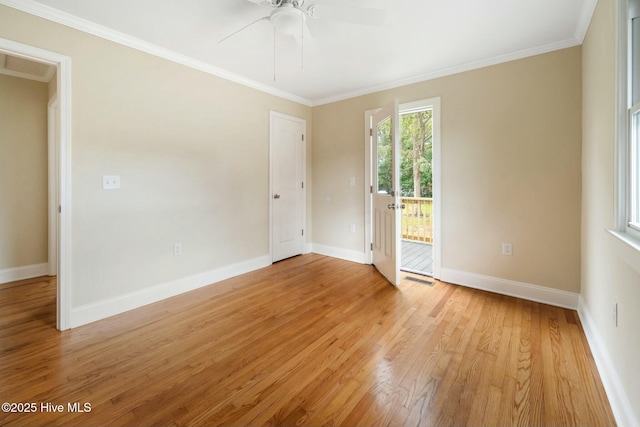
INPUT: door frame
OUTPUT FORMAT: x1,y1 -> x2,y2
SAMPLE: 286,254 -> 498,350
269,111 -> 307,263
48,95 -> 59,277
365,97 -> 441,279
0,38 -> 72,330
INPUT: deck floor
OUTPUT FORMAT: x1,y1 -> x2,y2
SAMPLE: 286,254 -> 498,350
401,240 -> 433,276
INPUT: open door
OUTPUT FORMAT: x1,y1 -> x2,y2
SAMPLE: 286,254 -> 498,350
371,100 -> 400,286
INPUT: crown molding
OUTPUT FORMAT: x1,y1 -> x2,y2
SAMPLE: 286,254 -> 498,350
0,0 -> 313,106
1,0 -> 592,108
311,37 -> 581,106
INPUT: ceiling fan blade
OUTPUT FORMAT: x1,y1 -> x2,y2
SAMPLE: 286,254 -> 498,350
292,20 -> 318,54
244,0 -> 281,6
306,4 -> 386,26
218,16 -> 270,44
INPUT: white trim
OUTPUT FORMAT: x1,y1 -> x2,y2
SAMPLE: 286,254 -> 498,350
575,0 -> 599,43
614,0 -> 630,231
0,37 -> 72,331
608,229 -> 640,275
578,297 -> 640,427
440,268 -> 579,309
47,95 -> 58,277
269,111 -> 307,263
70,255 -> 271,328
57,52 -> 72,331
311,244 -> 367,264
429,98 -> 442,279
0,263 -> 49,284
0,0 -> 312,107
363,108 -> 378,265
312,38 -> 580,106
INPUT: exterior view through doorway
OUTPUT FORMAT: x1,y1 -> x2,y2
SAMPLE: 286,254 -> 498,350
398,107 -> 434,276
365,98 -> 441,283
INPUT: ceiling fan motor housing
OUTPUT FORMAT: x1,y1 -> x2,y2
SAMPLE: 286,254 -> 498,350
271,4 -> 305,36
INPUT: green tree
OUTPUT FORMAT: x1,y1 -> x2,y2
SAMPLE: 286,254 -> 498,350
376,117 -> 392,194
400,110 -> 432,197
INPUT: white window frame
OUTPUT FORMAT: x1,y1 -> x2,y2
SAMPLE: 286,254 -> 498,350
611,0 -> 640,273
631,102 -> 640,233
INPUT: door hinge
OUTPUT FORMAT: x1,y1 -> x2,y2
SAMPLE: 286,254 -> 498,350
370,128 -> 373,137
302,134 -> 304,141
370,242 -> 373,250
302,229 -> 304,236
370,185 -> 373,194
301,182 -> 304,189
59,205 -> 62,213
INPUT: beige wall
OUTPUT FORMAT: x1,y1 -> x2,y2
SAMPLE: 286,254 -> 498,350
0,5 -> 312,306
0,73 -> 48,270
582,0 -> 640,421
313,47 -> 582,292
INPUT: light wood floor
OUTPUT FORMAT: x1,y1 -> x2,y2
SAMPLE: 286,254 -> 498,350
0,254 -> 615,426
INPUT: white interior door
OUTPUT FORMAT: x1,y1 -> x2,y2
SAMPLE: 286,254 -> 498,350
372,100 -> 400,285
271,112 -> 305,262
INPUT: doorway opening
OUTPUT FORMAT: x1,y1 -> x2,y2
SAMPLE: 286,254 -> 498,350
398,107 -> 433,277
365,97 -> 441,284
0,38 -> 72,330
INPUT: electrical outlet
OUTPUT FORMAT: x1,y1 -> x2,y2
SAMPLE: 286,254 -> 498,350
102,175 -> 120,190
613,300 -> 618,327
173,243 -> 182,256
502,243 -> 513,256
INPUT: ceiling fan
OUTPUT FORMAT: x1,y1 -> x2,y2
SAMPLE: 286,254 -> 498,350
219,0 -> 386,44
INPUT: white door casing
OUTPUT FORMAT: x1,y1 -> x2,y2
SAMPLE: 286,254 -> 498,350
270,112 -> 305,262
0,37 -> 72,330
48,96 -> 59,277
371,100 -> 400,286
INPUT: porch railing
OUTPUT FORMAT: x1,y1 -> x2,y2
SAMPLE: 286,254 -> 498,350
401,197 -> 433,243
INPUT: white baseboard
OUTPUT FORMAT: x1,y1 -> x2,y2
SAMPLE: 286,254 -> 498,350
70,255 -> 272,328
440,268 -> 579,309
578,297 -> 640,427
311,243 -> 367,264
0,263 -> 49,284
303,243 -> 312,254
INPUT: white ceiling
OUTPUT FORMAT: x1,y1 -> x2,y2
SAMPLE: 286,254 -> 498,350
8,0 -> 596,105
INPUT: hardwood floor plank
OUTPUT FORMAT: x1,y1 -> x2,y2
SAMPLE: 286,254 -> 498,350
0,255 -> 616,426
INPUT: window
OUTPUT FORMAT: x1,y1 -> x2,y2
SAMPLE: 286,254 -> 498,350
630,3 -> 640,233
632,104 -> 640,230
618,0 -> 640,241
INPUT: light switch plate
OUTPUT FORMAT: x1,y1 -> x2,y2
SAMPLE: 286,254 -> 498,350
103,175 -> 120,190
502,243 -> 513,256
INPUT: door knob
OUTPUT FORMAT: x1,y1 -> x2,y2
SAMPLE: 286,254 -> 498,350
273,194 -> 281,199
387,204 -> 396,210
